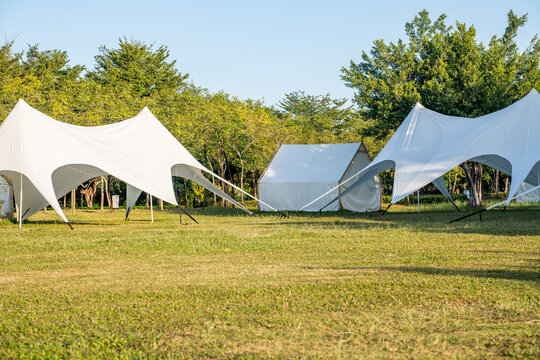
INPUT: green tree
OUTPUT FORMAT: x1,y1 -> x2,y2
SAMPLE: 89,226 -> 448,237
278,91 -> 356,143
87,38 -> 189,98
341,10 -> 540,206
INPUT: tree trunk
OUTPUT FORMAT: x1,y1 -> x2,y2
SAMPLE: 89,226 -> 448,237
103,176 -> 111,211
71,188 -> 76,215
252,172 -> 258,199
63,195 -> 66,209
452,172 -> 458,194
146,193 -> 149,208
100,176 -> 104,210
240,159 -> 245,204
504,176 -> 509,193
159,199 -> 163,211
205,153 -> 217,206
460,162 -> 482,207
80,178 -> 99,208
218,159 -> 226,207
223,152 -> 235,207
494,170 -> 499,195
184,179 -> 189,207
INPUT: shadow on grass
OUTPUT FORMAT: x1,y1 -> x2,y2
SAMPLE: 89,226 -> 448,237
13,205 -> 540,236
302,265 -> 540,283
242,207 -> 540,236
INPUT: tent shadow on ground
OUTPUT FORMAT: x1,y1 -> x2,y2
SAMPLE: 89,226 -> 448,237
301,265 -> 540,283
23,220 -> 113,226
245,207 -> 540,236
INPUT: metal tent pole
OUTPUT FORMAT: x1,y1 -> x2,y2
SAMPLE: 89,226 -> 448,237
19,173 -> 22,229
150,194 -> 154,223
417,190 -> 420,213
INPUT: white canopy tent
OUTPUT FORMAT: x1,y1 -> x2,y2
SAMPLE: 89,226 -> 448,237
0,100 -> 276,227
259,143 -> 381,212
302,89 -> 540,212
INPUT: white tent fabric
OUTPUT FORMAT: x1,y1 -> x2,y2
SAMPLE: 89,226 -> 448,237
0,100 -> 256,225
0,176 -> 11,218
303,89 -> 540,210
516,182 -> 540,203
259,143 -> 381,212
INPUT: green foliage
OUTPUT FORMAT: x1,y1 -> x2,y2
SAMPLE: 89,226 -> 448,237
87,37 -> 189,98
342,9 -> 540,140
278,91 -> 358,143
0,38 -> 296,204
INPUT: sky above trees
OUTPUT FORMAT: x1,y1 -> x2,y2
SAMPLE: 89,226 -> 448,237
0,0 -> 539,105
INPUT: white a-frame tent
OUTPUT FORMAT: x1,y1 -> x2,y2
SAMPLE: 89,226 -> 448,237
302,89 -> 540,212
259,143 -> 381,212
0,100 -> 276,227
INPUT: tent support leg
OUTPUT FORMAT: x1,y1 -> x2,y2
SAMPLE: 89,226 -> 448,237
179,207 -> 199,224
448,208 -> 486,223
380,203 -> 392,216
19,173 -> 22,229
150,194 -> 154,223
277,211 -> 289,219
417,190 -> 420,213
176,206 -> 182,224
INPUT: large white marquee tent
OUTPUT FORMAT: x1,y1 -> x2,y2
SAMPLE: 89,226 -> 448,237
302,89 -> 540,211
0,100 -> 275,227
259,143 -> 381,212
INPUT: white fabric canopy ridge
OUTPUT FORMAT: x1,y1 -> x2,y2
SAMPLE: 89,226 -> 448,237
301,89 -> 540,212
0,100 -> 279,227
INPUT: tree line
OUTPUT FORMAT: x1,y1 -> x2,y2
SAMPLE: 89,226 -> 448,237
1,9 -> 539,210
0,38 -> 360,209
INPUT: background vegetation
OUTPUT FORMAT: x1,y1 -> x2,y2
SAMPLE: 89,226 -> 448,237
0,10 -> 539,209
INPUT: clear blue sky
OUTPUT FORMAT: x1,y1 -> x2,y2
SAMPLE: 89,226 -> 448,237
1,0 -> 538,106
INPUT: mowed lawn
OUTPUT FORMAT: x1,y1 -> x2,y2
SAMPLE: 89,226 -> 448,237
0,203 -> 539,359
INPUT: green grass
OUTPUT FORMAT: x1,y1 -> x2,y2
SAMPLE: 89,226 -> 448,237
0,203 -> 539,359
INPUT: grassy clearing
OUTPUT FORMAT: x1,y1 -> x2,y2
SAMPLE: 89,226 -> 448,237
0,203 -> 539,359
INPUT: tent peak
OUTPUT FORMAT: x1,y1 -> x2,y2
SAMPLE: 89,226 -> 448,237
414,102 -> 425,109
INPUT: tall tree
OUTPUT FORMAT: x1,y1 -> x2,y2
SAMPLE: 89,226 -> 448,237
87,38 -> 189,98
341,10 -> 540,206
278,91 -> 356,143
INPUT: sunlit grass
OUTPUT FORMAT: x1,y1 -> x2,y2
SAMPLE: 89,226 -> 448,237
0,203 -> 538,358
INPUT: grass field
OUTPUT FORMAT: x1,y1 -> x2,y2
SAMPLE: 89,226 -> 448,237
0,202 -> 539,359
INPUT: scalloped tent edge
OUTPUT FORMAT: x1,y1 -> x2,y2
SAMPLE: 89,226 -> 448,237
301,89 -> 540,211
0,100 -> 278,228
